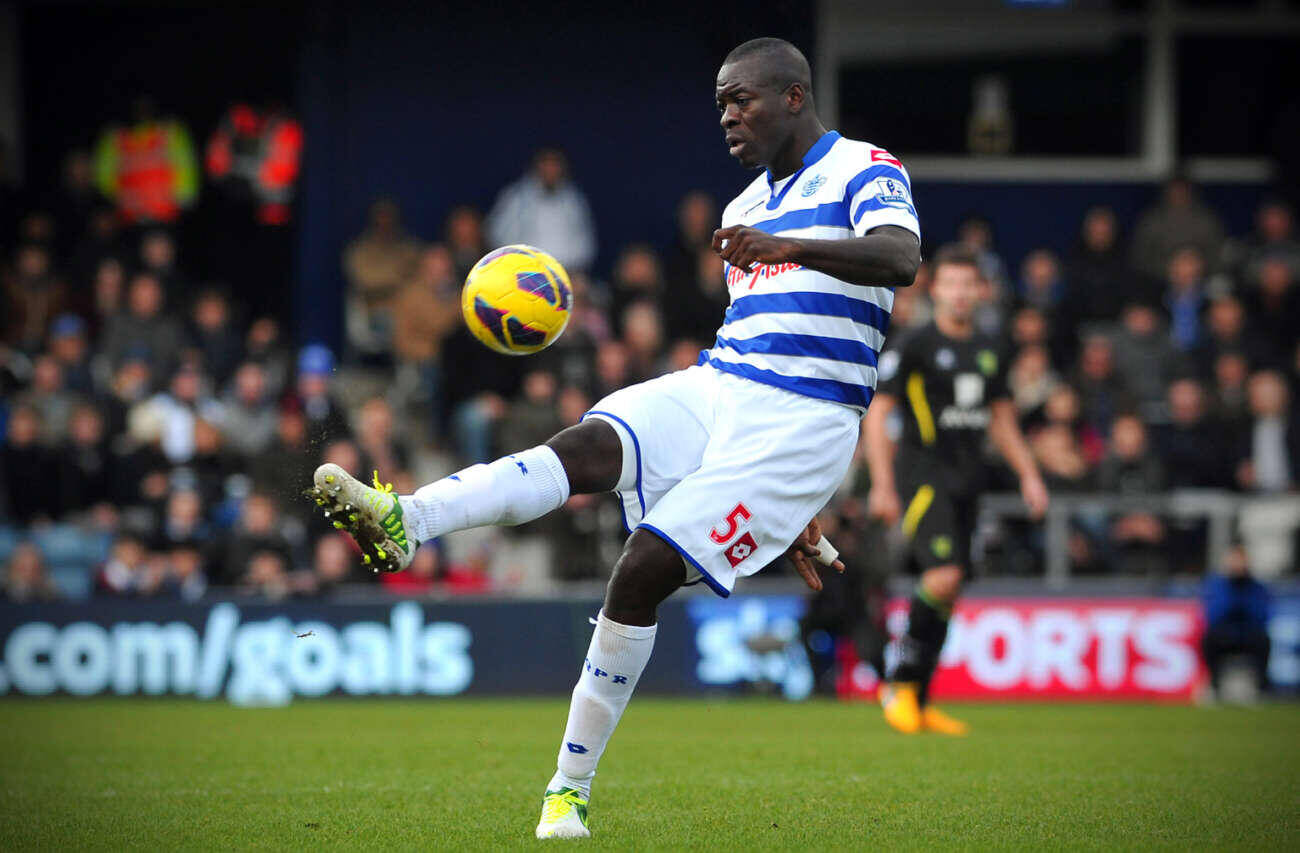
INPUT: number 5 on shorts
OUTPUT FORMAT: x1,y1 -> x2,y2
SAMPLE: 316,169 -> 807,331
709,503 -> 751,544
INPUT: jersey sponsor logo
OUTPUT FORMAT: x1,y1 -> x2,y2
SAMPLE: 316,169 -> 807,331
725,532 -> 759,568
871,149 -> 903,168
938,406 -> 991,430
872,177 -> 912,209
935,348 -> 955,370
953,373 -> 986,408
709,503 -> 752,544
930,535 -> 953,560
724,261 -> 804,290
801,174 -> 827,197
977,349 -> 998,377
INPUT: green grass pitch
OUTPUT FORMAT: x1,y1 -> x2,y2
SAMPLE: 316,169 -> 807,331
1,698 -> 1296,850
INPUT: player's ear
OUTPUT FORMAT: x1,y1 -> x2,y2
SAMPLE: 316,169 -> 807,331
786,83 -> 806,115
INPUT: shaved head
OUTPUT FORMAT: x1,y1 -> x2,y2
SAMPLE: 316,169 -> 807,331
723,37 -> 813,96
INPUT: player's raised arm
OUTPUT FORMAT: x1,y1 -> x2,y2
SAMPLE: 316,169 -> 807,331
712,224 -> 920,288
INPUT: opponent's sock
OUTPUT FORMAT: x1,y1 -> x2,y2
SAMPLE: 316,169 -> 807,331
550,611 -> 657,798
888,589 -> 951,706
398,445 -> 570,543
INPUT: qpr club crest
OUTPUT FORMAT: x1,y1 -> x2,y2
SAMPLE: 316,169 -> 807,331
801,174 -> 827,197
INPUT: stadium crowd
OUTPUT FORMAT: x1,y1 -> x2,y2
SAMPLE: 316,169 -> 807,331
2,142 -> 1299,602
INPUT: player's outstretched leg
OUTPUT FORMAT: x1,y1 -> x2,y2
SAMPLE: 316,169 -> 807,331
536,530 -> 685,839
306,420 -> 622,572
882,565 -> 968,735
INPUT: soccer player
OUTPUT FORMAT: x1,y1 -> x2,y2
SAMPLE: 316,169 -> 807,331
308,37 -> 921,838
864,244 -> 1049,735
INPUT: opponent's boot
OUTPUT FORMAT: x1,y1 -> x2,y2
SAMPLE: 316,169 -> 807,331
305,464 -> 414,573
535,787 -> 590,839
922,705 -> 969,736
880,682 -> 924,734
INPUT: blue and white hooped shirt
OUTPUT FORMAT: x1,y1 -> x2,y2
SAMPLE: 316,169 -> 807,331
699,130 -> 920,413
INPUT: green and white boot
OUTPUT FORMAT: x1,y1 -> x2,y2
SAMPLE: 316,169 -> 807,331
306,463 -> 414,573
535,787 -> 590,839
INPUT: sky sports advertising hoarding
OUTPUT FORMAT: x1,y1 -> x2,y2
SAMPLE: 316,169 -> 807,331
1,595 -> 1296,704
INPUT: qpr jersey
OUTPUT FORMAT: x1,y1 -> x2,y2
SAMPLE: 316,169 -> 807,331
699,130 -> 920,413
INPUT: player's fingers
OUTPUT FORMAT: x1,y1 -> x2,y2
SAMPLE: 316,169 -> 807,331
795,557 -> 822,591
711,227 -> 737,252
832,559 -> 846,573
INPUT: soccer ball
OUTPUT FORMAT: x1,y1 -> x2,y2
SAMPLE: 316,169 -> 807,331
462,244 -> 572,356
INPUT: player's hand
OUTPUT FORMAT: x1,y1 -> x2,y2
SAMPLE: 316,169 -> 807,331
1020,472 -> 1050,520
712,225 -> 797,274
866,484 -> 902,526
787,517 -> 844,593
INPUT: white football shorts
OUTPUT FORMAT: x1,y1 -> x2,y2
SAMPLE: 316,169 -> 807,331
583,365 -> 861,597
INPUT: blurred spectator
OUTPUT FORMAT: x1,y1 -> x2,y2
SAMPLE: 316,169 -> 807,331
251,407 -> 316,497
58,404 -> 113,517
1235,371 -> 1297,494
1029,423 -> 1090,492
219,361 -> 278,459
93,97 -> 198,225
47,314 -> 95,395
499,369 -> 562,454
1197,296 -> 1265,374
1242,257 -> 1300,369
1209,351 -> 1252,432
70,208 -> 124,299
890,263 -> 932,333
665,190 -> 718,284
1072,334 -> 1129,438
1063,206 -> 1128,327
15,354 -> 80,444
1130,176 -> 1225,282
664,192 -> 727,340
1162,246 -> 1208,352
96,533 -> 164,596
593,340 -> 631,400
240,549 -> 294,599
102,272 -> 182,374
486,147 -> 596,272
87,255 -> 126,339
139,230 -> 189,302
1008,343 -> 1059,425
1016,248 -> 1065,315
190,289 -> 243,386
166,543 -> 208,601
1097,414 -> 1167,572
1201,545 -> 1271,698
2,406 -> 59,523
392,244 -> 460,411
313,532 -> 362,592
610,244 -> 665,328
1153,378 -> 1233,489
221,493 -> 293,584
47,150 -> 98,256
2,543 -> 60,603
157,488 -> 208,547
4,242 -> 65,351
343,198 -> 422,361
294,344 -> 350,447
245,316 -> 291,397
133,362 -> 221,465
444,204 -> 487,281
620,301 -> 666,382
956,213 -> 1008,289
354,396 -> 409,477
1110,302 -> 1187,419
1238,198 -> 1300,284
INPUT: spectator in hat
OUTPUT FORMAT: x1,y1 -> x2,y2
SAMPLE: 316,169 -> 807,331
46,314 -> 95,395
294,344 -> 349,447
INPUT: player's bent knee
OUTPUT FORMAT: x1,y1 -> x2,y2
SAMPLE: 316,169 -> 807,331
921,565 -> 964,605
603,529 -> 687,627
546,419 -> 624,495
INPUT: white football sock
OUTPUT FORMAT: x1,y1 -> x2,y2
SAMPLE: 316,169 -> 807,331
549,611 -> 657,797
399,445 -> 570,543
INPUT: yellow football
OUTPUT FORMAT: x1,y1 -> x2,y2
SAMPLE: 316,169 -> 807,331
461,244 -> 572,356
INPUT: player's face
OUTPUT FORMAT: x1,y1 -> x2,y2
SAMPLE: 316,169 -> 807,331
930,262 -> 981,323
716,61 -> 787,169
